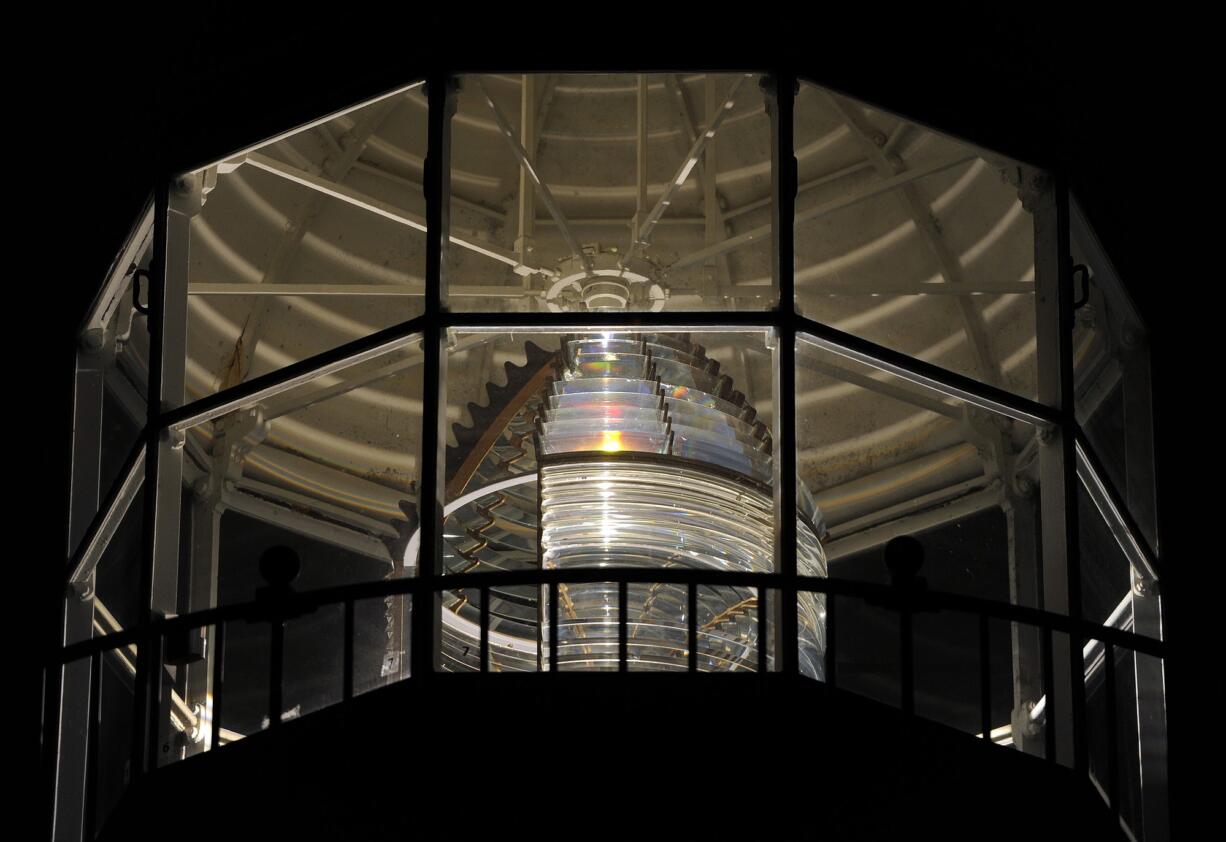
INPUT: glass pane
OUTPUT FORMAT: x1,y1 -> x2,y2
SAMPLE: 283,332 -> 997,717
215,620 -> 271,741
440,328 -> 822,673
182,82 -> 426,402
796,333 -> 1041,604
354,593 -> 412,693
283,603 -> 343,719
65,485 -> 145,646
94,645 -> 137,835
154,338 -> 422,627
72,214 -> 151,539
448,73 -> 775,313
830,595 -> 901,708
1084,642 -> 1168,840
795,80 -> 1039,401
1079,482 -> 1135,628
906,611 -> 1013,741
1070,195 -> 1157,552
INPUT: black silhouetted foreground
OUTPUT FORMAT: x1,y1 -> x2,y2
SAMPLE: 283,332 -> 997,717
100,671 -> 1120,840
99,542 -> 1123,841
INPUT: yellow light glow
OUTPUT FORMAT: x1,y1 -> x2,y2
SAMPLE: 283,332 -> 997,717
599,431 -> 623,452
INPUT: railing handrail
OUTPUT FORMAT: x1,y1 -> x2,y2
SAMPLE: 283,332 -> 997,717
54,567 -> 1165,667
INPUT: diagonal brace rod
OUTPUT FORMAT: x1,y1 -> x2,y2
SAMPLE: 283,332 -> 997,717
476,79 -> 591,272
621,74 -> 749,268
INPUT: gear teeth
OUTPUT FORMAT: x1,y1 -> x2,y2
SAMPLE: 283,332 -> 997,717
392,341 -> 558,567
383,497 -> 421,565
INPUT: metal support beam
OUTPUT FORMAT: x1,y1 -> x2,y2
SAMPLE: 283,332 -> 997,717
514,74 -> 537,265
1121,335 -> 1167,839
131,179 -> 170,789
181,491 -> 220,757
823,92 -> 1001,387
632,74 -> 648,242
1004,487 -> 1046,756
767,72 -> 799,675
661,73 -> 734,303
187,282 -> 537,299
1031,173 -> 1086,770
80,198 -> 154,338
52,338 -> 112,840
622,75 -> 748,269
411,73 -> 453,678
669,152 -> 976,273
220,487 -> 393,563
246,151 -> 549,278
826,482 -> 1001,561
702,74 -> 726,302
796,342 -> 963,420
475,78 -> 590,272
223,102 -> 399,394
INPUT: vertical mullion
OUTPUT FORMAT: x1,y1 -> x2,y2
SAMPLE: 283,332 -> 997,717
756,587 -> 769,673
479,586 -> 490,674
131,180 -> 169,785
618,580 -> 628,672
412,72 -> 453,679
58,328 -> 108,836
1033,168 -> 1083,769
1104,641 -> 1120,816
82,651 -> 102,840
210,622 -> 226,751
1053,177 -> 1088,773
979,613 -> 992,742
769,69 -> 799,676
687,582 -> 698,672
268,618 -> 283,730
549,580 -> 559,673
899,601 -> 915,716
824,593 -> 837,688
1041,625 -> 1056,761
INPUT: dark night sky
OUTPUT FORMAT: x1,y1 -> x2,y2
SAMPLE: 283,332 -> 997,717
26,6 -> 1205,833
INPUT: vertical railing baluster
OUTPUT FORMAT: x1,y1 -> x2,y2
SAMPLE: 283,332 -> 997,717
549,580 -> 559,673
618,580 -> 628,672
756,586 -> 769,673
1042,625 -> 1056,761
980,614 -> 992,742
146,634 -> 163,772
824,593 -> 837,688
132,181 -> 170,785
768,68 -> 799,678
412,71 -> 452,680
687,582 -> 698,673
268,619 -> 283,731
83,651 -> 102,839
342,600 -> 355,701
479,586 -> 490,674
900,599 -> 915,716
1104,640 -> 1120,817
211,622 -> 225,751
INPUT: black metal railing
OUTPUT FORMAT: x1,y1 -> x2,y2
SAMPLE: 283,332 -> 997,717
53,562 -> 1164,839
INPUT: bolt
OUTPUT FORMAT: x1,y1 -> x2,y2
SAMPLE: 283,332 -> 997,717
79,328 -> 106,351
67,578 -> 94,601
1133,577 -> 1159,598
